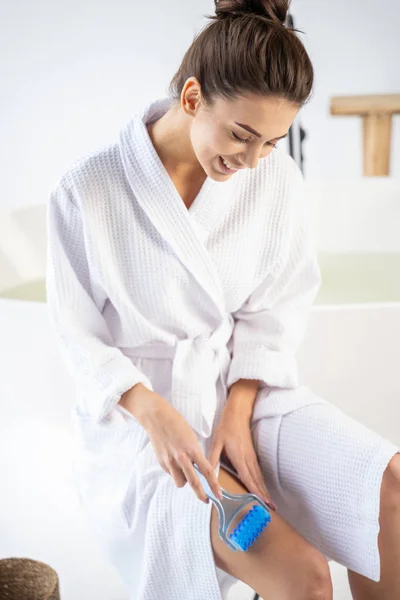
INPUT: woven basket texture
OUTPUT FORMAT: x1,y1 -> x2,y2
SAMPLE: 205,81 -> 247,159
0,558 -> 60,599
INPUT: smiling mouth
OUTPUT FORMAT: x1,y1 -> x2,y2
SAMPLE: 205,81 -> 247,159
219,156 -> 243,173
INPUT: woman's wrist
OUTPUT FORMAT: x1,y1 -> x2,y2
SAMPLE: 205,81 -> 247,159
226,378 -> 261,419
119,383 -> 165,428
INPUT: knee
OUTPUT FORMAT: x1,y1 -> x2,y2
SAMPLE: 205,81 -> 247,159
381,453 -> 400,510
301,553 -> 333,600
386,454 -> 400,486
257,546 -> 332,600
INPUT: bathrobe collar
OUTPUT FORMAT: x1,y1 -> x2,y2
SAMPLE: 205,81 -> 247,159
118,96 -> 237,316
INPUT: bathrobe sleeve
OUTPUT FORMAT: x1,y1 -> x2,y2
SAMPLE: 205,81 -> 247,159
226,169 -> 321,391
46,180 -> 153,422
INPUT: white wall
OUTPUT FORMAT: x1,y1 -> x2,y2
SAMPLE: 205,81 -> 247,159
1,0 -> 399,211
292,0 -> 400,179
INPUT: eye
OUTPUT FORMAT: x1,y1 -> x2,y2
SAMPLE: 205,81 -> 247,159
231,131 -> 278,148
231,131 -> 249,143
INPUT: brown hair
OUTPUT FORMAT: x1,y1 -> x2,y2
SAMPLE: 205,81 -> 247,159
169,0 -> 313,107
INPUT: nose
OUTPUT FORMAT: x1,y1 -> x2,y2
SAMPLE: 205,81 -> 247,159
243,146 -> 261,169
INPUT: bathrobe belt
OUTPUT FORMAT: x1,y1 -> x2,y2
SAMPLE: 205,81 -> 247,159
122,319 -> 233,438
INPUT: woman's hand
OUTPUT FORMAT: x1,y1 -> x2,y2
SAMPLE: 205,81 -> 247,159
125,386 -> 224,504
207,403 -> 277,511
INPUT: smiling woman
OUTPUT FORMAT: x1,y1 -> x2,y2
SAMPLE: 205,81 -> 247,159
146,92 -> 299,197
44,0 -> 400,599
164,0 -> 311,183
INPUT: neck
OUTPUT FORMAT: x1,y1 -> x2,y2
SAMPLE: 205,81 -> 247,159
146,102 -> 206,181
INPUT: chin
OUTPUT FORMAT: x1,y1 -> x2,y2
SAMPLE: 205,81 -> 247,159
208,170 -> 227,181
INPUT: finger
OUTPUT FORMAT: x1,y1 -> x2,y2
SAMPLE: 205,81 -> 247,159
235,461 -> 258,497
178,455 -> 210,503
247,459 -> 277,511
168,460 -> 187,488
247,458 -> 269,496
250,456 -> 272,498
236,461 -> 276,511
195,453 -> 224,500
207,439 -> 224,470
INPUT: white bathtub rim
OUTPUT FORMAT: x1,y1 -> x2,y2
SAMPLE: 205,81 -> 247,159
312,302 -> 400,311
2,297 -> 400,314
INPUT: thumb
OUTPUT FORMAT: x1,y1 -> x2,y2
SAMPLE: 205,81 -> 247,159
207,439 -> 224,470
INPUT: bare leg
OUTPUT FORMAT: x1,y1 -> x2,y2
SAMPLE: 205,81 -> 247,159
210,466 -> 333,600
348,453 -> 400,599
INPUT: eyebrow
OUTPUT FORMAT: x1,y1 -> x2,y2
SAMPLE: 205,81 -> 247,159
234,121 -> 288,141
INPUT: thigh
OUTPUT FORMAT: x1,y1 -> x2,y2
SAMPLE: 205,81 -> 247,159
252,402 -> 399,583
210,466 -> 332,599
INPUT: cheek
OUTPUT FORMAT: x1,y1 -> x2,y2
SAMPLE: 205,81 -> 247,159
197,139 -> 224,166
192,122 -> 227,154
190,125 -> 211,158
206,131 -> 225,156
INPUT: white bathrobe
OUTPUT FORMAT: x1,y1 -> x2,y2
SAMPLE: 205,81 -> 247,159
45,96 -> 335,598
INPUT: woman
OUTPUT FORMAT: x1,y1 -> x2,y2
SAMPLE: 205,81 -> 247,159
46,1 -> 400,598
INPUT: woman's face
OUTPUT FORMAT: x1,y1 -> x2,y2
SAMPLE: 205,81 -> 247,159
185,83 -> 299,180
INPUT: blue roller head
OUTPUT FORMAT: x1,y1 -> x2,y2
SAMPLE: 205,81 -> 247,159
229,505 -> 271,551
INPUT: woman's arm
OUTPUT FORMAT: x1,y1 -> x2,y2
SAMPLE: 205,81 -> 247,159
226,378 -> 261,420
46,179 -> 153,422
226,164 -> 320,395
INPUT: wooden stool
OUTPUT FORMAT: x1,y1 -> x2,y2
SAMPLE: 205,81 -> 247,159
330,94 -> 400,176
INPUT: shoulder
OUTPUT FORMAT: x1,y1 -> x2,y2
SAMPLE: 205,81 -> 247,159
259,149 -> 306,233
50,143 -> 124,208
237,147 -> 303,212
235,148 -> 304,226
259,146 -> 303,194
245,149 -> 307,262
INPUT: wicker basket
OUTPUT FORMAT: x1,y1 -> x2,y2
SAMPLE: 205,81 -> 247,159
0,558 -> 60,600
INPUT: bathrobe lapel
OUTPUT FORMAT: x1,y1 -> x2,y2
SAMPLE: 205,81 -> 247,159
118,97 -> 236,317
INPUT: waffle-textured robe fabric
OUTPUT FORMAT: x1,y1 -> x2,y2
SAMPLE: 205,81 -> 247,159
46,96 -> 378,599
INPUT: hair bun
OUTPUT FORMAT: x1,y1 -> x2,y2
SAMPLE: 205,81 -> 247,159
214,0 -> 289,24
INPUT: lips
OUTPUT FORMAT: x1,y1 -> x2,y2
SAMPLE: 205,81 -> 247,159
219,157 -> 241,174
220,156 -> 244,170
221,156 -> 241,169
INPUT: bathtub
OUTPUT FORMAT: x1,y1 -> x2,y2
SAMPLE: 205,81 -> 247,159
1,178 -> 399,600
298,179 -> 400,443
